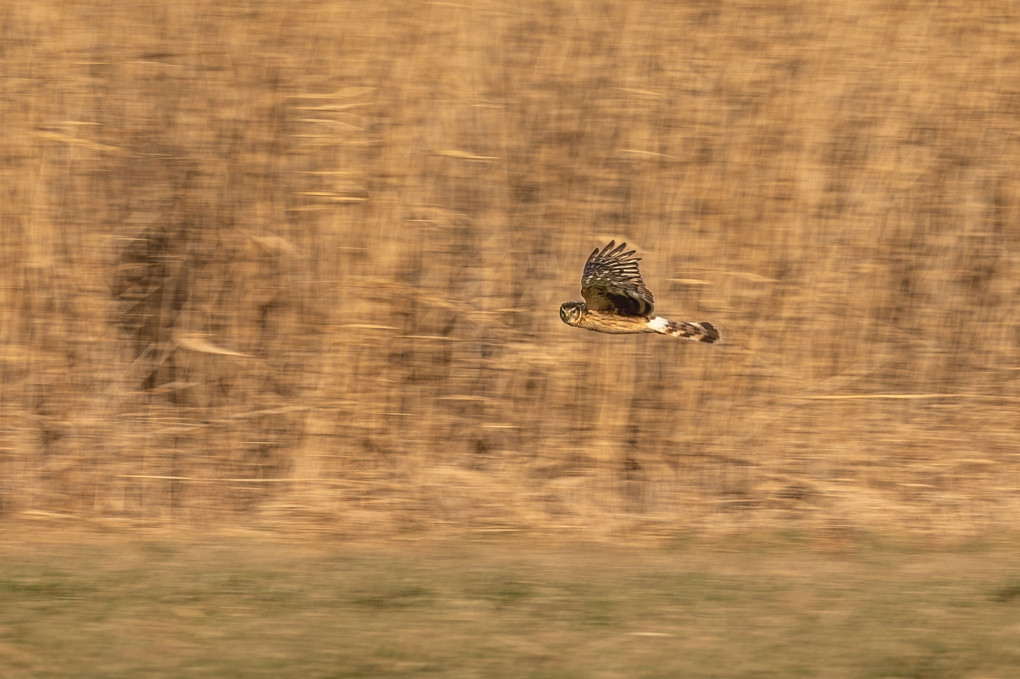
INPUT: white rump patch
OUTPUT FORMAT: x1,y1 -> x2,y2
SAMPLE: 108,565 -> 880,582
647,316 -> 669,332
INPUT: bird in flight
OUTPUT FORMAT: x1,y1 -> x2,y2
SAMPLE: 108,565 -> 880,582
559,241 -> 720,343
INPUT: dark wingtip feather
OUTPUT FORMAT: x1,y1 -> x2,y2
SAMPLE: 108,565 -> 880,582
599,240 -> 618,258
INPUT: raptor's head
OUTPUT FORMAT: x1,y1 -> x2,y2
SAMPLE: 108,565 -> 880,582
559,301 -> 585,326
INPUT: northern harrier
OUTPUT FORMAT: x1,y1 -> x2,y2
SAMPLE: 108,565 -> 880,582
559,241 -> 720,343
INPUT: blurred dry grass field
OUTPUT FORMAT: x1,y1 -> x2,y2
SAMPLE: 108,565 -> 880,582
3,536 -> 1020,677
1,0 -> 1018,538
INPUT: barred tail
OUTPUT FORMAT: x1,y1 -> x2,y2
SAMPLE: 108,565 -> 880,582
663,319 -> 720,343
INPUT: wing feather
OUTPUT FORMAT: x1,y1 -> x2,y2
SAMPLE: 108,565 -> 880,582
580,240 -> 655,317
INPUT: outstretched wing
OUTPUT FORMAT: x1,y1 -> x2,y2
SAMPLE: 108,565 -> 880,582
580,241 -> 655,317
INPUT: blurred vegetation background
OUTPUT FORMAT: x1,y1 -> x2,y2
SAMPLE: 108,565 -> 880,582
1,0 -> 1017,538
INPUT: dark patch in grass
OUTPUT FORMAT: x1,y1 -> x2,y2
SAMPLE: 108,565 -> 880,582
868,652 -> 956,679
992,582 -> 1020,602
579,598 -> 617,627
489,579 -> 536,606
0,576 -> 84,599
349,585 -> 433,608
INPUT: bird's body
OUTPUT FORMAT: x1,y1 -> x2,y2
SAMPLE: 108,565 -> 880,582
559,241 -> 719,343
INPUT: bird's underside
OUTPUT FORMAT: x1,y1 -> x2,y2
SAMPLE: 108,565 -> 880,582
559,241 -> 720,344
567,307 -> 720,343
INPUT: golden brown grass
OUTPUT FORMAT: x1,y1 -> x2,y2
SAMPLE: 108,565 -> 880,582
1,0 -> 1018,538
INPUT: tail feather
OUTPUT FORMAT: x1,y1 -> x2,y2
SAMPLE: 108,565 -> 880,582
663,319 -> 720,343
